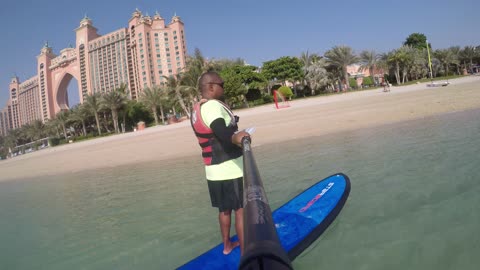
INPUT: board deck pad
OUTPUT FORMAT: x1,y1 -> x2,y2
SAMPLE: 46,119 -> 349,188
177,173 -> 351,270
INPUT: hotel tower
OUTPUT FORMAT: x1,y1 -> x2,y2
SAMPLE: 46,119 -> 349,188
0,9 -> 187,136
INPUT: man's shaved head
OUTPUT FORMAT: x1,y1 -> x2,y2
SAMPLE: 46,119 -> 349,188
198,71 -> 219,94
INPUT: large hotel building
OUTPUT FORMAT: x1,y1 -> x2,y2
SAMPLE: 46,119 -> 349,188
0,9 -> 187,136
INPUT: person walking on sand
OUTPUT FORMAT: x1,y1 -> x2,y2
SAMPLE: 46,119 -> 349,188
190,71 -> 250,255
383,80 -> 391,92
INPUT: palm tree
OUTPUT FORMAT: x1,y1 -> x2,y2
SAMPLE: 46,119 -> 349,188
101,84 -> 128,133
83,93 -> 103,135
449,46 -> 462,75
358,50 -> 380,84
183,48 -> 209,102
4,129 -> 21,155
409,48 -> 428,80
305,58 -> 329,93
141,85 -> 165,125
163,74 -> 189,117
300,51 -> 323,94
69,105 -> 90,136
460,46 -> 477,72
387,47 -> 411,85
55,110 -> 69,140
44,118 -> 61,138
24,120 -> 45,142
434,49 -> 456,76
324,46 -> 359,90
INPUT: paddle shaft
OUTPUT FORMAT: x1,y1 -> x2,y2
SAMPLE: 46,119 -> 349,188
238,137 -> 293,270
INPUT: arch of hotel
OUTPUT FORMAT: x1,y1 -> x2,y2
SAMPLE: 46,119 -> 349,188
55,72 -> 80,111
48,46 -> 82,112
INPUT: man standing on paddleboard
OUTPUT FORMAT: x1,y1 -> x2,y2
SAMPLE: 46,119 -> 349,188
190,71 -> 250,255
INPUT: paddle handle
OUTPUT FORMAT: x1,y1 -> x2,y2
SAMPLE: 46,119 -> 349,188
239,137 -> 293,270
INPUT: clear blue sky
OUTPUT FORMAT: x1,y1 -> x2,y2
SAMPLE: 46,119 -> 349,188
0,0 -> 478,107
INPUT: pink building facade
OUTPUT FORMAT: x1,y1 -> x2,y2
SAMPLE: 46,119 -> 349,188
1,9 -> 187,134
347,64 -> 385,86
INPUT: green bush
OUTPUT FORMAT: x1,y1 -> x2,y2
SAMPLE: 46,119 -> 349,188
248,99 -> 265,107
262,93 -> 273,104
48,137 -> 61,146
362,76 -> 374,86
245,89 -> 262,101
349,78 -> 358,89
277,86 -> 293,99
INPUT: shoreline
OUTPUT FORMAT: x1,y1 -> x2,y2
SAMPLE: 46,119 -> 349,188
1,76 -> 480,181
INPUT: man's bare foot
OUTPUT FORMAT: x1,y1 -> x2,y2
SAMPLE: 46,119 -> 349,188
223,241 -> 240,255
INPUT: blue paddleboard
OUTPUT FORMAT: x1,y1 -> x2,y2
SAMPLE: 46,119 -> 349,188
177,173 -> 351,270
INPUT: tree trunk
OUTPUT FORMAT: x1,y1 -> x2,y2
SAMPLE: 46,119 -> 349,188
370,67 -> 375,84
113,109 -> 120,133
94,112 -> 102,136
343,68 -> 350,90
122,111 -> 126,133
102,112 -> 111,133
243,95 -> 249,108
152,106 -> 159,125
176,89 -> 190,118
159,104 -> 165,125
81,120 -> 87,136
62,124 -> 67,140
395,62 -> 401,85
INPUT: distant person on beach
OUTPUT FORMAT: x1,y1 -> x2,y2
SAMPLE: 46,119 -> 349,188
190,71 -> 250,255
383,80 -> 391,92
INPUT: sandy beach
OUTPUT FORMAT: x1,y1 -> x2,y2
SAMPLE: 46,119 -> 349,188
1,76 -> 479,181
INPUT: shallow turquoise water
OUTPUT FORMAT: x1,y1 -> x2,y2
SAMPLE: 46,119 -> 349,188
1,109 -> 479,270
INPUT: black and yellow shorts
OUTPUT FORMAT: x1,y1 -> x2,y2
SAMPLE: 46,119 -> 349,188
207,177 -> 243,212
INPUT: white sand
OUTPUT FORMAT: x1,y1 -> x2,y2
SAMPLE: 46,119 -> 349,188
1,76 -> 480,181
